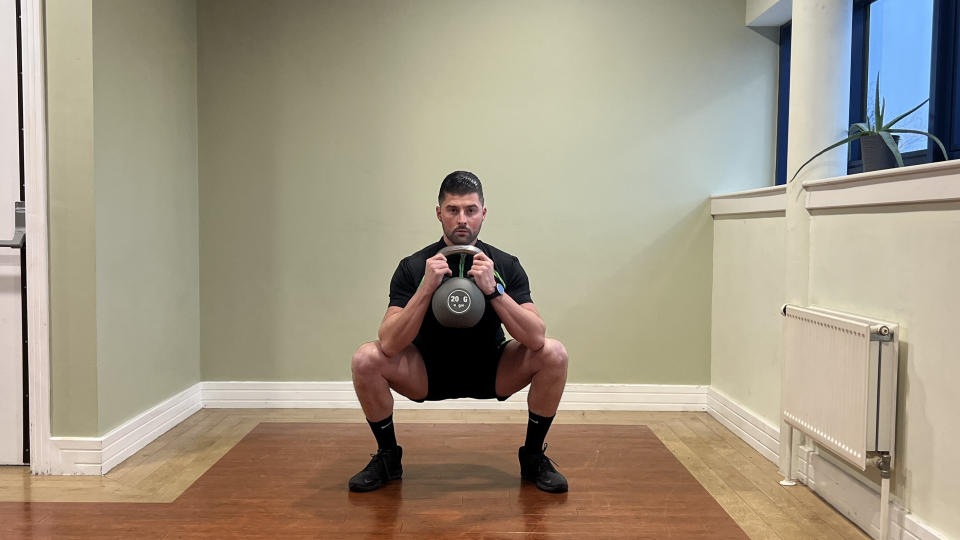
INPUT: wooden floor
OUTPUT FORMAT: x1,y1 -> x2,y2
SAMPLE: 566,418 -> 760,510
0,410 -> 868,539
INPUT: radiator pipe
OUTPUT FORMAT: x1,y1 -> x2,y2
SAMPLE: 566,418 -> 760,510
779,424 -> 797,486
880,476 -> 890,540
874,454 -> 892,540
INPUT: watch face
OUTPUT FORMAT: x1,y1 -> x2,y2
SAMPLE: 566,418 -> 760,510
496,283 -> 505,295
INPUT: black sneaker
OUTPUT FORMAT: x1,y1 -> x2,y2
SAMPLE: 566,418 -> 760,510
518,443 -> 568,493
348,445 -> 403,492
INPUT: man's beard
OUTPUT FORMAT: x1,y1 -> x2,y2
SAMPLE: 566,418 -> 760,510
447,226 -> 479,245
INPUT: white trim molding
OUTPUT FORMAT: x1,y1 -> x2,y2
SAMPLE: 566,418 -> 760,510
804,159 -> 960,210
807,452 -> 948,540
50,384 -> 202,475
710,185 -> 786,217
21,0 -> 55,476
200,381 -> 709,411
706,388 -> 779,464
707,389 -> 946,540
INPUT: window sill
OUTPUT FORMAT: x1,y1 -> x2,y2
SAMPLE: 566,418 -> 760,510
804,159 -> 960,210
710,185 -> 786,217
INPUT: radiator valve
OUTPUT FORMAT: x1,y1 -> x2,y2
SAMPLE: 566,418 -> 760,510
875,454 -> 892,479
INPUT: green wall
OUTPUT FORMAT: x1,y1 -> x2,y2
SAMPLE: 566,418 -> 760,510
198,0 -> 779,383
93,0 -> 200,434
47,0 -> 99,436
47,0 -> 779,435
47,0 -> 200,436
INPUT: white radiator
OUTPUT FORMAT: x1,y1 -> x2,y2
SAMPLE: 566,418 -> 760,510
781,305 -> 899,472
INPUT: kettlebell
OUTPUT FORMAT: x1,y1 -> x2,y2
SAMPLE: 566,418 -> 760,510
431,245 -> 485,328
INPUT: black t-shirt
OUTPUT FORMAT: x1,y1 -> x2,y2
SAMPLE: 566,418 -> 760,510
388,238 -> 533,351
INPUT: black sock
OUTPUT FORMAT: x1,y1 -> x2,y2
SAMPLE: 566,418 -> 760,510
368,415 -> 397,450
524,411 -> 554,451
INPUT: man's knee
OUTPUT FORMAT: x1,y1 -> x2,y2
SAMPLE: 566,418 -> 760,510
351,341 -> 386,378
539,338 -> 568,373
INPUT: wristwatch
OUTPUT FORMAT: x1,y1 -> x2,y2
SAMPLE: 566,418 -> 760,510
485,282 -> 505,301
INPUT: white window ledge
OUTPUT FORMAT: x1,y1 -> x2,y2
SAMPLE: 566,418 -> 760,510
804,160 -> 960,210
710,185 -> 786,216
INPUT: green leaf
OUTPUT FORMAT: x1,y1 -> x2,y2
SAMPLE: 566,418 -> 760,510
874,73 -> 882,129
850,122 -> 872,134
790,131 -> 869,182
887,128 -> 949,160
878,131 -> 903,167
882,98 -> 930,130
880,98 -> 886,127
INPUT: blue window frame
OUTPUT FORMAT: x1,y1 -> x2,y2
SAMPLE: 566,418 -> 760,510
775,22 -> 791,186
931,0 -> 960,160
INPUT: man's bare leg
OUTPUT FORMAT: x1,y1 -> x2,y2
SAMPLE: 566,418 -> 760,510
495,338 -> 569,493
495,337 -> 568,415
348,341 -> 428,492
351,341 -> 428,421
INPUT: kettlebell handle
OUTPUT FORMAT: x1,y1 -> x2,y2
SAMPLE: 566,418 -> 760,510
437,245 -> 483,258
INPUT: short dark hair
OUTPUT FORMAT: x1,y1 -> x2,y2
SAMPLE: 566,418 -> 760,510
438,171 -> 484,205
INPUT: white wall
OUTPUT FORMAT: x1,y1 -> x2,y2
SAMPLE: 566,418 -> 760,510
711,213 -> 785,425
711,183 -> 960,539
809,201 -> 960,538
745,0 -> 791,27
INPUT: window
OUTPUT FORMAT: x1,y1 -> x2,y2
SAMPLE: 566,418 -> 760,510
849,0 -> 960,173
775,1 -> 960,183
867,0 -> 933,152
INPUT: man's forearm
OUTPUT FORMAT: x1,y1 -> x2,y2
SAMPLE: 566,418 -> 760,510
378,288 -> 431,356
492,297 -> 546,351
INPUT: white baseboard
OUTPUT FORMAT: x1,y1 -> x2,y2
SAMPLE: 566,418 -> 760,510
705,388 -> 779,464
807,453 -> 947,540
201,381 -> 362,409
199,381 -> 709,411
50,384 -> 202,475
705,390 -> 945,540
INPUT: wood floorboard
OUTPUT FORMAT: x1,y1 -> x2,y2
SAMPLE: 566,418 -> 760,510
691,414 -> 869,540
0,409 -> 868,539
110,410 -> 230,498
682,416 -> 836,539
1,423 -> 747,539
668,418 -> 813,539
649,422 -> 783,540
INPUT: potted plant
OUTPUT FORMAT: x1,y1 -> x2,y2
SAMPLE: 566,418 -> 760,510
791,75 -> 948,182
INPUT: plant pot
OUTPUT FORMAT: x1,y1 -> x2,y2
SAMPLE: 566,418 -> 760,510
860,134 -> 901,172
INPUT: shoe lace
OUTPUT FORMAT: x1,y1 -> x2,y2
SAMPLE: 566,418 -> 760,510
363,448 -> 400,477
363,450 -> 386,472
539,443 -> 561,472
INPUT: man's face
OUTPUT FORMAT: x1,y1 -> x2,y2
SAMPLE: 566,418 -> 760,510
437,192 -> 486,245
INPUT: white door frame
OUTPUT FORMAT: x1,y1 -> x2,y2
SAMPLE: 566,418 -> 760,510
21,0 -> 54,475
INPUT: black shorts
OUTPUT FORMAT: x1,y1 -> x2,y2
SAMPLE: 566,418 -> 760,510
413,339 -> 513,401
